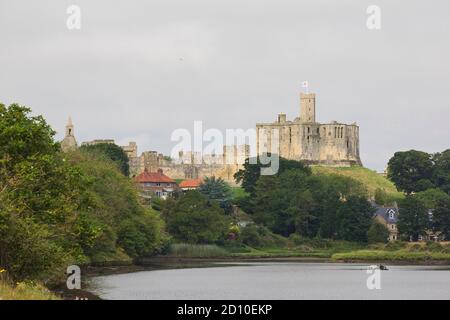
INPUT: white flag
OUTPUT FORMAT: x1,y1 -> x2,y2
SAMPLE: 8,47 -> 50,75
301,80 -> 309,88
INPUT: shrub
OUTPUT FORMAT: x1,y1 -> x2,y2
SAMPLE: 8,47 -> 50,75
367,220 -> 390,244
162,191 -> 230,244
240,224 -> 288,248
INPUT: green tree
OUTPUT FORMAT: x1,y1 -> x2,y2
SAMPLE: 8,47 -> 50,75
336,195 -> 374,242
162,191 -> 229,244
198,176 -> 233,213
0,104 -> 88,282
67,150 -> 168,260
367,220 -> 390,244
397,195 -> 429,241
415,188 -> 449,209
432,197 -> 450,240
432,149 -> 450,194
80,142 -> 130,176
387,150 -> 434,194
234,156 -> 311,196
0,104 -> 167,283
250,168 -> 367,239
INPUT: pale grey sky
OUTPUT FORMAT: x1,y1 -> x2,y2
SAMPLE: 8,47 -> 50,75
1,0 -> 449,171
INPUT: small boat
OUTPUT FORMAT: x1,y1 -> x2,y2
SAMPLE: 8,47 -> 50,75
379,264 -> 389,271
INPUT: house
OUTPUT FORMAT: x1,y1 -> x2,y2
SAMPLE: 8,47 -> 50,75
374,206 -> 399,241
134,168 -> 177,199
178,178 -> 203,191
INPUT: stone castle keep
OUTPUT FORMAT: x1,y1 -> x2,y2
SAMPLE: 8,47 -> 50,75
256,92 -> 362,166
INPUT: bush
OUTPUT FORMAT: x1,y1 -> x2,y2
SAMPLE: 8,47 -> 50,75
162,191 -> 230,244
240,224 -> 288,248
367,220 -> 390,244
117,211 -> 168,258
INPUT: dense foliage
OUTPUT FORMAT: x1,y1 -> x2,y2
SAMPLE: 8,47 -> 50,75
234,156 -> 311,196
161,191 -> 229,244
387,149 -> 450,240
367,220 -> 390,244
80,142 -> 130,176
0,104 -> 166,283
387,149 -> 449,194
235,157 -> 374,242
397,195 -> 429,241
198,176 -> 233,213
432,198 -> 450,239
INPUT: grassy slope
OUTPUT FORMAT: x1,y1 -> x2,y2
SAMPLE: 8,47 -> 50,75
312,166 -> 403,201
0,281 -> 60,300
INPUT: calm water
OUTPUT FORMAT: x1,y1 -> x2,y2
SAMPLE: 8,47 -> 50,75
91,262 -> 450,300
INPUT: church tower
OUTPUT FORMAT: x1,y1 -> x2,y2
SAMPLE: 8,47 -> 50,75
61,116 -> 78,152
300,93 -> 316,123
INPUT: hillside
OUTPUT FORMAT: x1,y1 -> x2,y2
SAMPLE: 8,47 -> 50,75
311,166 -> 403,202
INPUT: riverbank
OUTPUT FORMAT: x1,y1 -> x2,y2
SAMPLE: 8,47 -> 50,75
332,249 -> 450,264
156,241 -> 450,264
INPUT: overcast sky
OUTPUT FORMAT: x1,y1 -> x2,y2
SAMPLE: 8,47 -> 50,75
1,0 -> 449,171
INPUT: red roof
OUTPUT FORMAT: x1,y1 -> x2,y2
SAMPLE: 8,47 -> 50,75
134,168 -> 175,183
179,178 -> 203,188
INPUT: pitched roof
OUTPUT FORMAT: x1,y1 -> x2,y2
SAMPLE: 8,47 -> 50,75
374,206 -> 398,224
179,178 -> 203,188
134,168 -> 175,183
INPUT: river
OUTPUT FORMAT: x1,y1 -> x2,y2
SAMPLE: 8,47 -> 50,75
90,261 -> 450,300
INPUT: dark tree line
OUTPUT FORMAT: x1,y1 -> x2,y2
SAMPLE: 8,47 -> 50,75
234,157 -> 374,242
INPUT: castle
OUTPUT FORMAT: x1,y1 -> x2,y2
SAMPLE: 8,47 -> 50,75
60,118 -> 248,184
256,92 -> 362,166
60,90 -> 362,184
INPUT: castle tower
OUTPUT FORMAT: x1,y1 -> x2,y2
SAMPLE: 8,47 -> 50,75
61,116 -> 78,152
300,93 -> 316,123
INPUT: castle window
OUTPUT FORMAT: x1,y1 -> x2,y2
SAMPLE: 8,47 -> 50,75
308,127 -> 310,133
289,127 -> 292,143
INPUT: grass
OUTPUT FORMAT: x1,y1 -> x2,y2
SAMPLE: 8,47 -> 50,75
168,243 -> 230,258
312,166 -> 404,201
332,249 -> 450,262
0,280 -> 60,300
